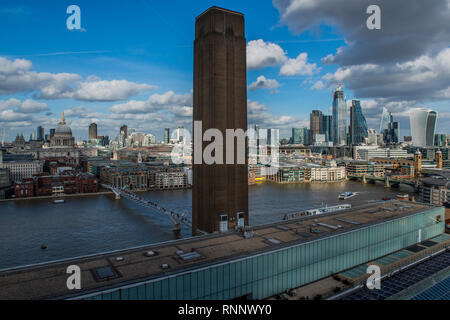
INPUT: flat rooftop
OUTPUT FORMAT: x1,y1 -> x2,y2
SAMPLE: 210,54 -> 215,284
0,201 -> 439,300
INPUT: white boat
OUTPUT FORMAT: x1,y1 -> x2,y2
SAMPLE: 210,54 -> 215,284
339,192 -> 357,200
53,199 -> 65,204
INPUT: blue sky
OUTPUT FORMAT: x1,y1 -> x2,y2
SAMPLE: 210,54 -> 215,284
1,0 -> 449,141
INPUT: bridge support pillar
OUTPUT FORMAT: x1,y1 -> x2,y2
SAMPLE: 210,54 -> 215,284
115,193 -> 120,200
385,177 -> 391,188
362,175 -> 367,184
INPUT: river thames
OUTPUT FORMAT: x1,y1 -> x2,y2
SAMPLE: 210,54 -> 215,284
0,181 -> 414,269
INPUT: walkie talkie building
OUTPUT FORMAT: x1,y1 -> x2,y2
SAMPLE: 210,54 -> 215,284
410,109 -> 438,147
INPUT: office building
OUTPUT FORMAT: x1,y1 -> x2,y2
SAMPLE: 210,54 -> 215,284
193,7 -> 248,235
89,123 -> 98,140
164,128 -> 170,144
380,107 -> 392,133
36,126 -> 44,141
419,178 -> 449,206
435,134 -> 447,147
354,147 -> 409,161
175,127 -> 184,143
332,85 -> 347,146
267,128 -> 279,146
322,115 -> 333,142
120,125 -> 128,146
410,109 -> 438,147
367,129 -> 378,145
0,150 -> 42,182
349,100 -> 368,145
379,108 -> 399,144
292,128 -> 309,145
310,110 -> 323,144
385,121 -> 400,144
291,128 -> 302,144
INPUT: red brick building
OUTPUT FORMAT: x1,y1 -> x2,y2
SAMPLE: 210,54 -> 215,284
14,173 -> 98,198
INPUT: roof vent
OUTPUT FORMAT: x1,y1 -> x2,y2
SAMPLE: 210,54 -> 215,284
267,238 -> 282,245
177,251 -> 202,262
91,266 -> 120,282
145,250 -> 156,257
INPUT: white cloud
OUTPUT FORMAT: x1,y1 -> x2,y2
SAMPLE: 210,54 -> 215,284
246,39 -> 287,70
311,80 -> 325,90
248,99 -> 308,131
274,0 -> 450,66
0,109 -> 31,122
110,91 -> 192,114
248,75 -> 281,93
69,80 -> 155,102
0,98 -> 49,113
280,53 -> 318,76
321,48 -> 450,101
0,56 -> 155,101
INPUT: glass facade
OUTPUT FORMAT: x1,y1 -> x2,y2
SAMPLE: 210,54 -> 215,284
434,134 -> 447,147
380,108 -> 392,134
77,207 -> 445,301
164,128 -> 170,144
410,109 -> 438,147
291,128 -> 309,145
332,86 -> 347,146
350,100 -> 368,145
322,115 -> 333,142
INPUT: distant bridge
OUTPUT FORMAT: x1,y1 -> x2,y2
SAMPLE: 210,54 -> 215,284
101,184 -> 195,236
347,175 -> 419,190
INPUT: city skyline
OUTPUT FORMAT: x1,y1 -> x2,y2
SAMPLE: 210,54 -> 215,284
1,0 -> 449,142
1,2 -> 449,303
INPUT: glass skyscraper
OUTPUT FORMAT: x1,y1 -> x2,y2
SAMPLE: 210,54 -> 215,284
291,128 -> 309,145
36,126 -> 44,141
267,128 -> 280,146
349,100 -> 368,145
387,121 -> 400,144
379,107 -> 392,134
164,128 -> 170,144
332,85 -> 347,145
321,115 -> 333,142
410,108 -> 438,147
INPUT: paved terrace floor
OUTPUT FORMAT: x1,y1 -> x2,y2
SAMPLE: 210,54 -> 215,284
0,201 -> 438,300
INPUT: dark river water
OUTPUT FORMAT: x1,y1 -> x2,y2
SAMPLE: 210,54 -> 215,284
0,181 -> 414,269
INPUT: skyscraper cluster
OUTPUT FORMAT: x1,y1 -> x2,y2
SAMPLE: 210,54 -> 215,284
379,108 -> 399,144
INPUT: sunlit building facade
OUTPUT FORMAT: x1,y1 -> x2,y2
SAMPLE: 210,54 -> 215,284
332,85 -> 347,146
410,109 -> 438,147
350,100 -> 368,145
379,107 -> 392,134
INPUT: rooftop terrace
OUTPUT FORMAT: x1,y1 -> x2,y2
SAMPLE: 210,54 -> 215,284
0,200 -> 441,300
